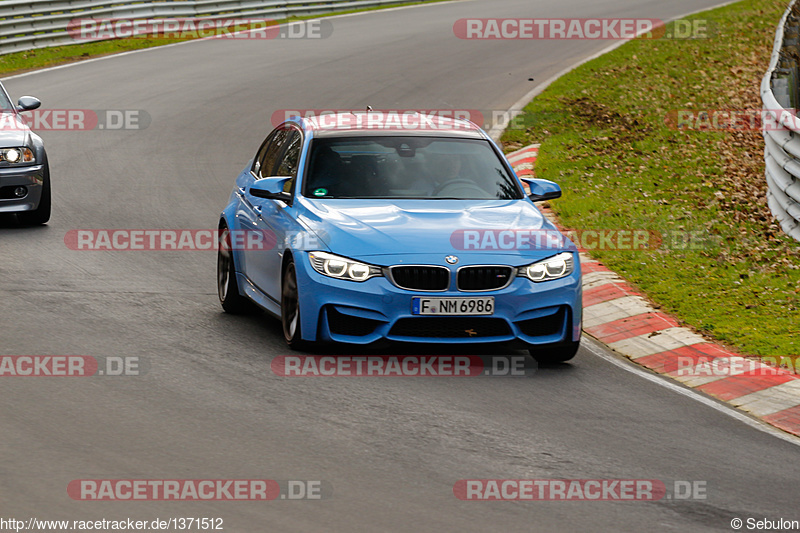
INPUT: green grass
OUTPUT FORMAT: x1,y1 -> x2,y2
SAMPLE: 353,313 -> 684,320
0,0 -> 451,77
502,0 -> 800,357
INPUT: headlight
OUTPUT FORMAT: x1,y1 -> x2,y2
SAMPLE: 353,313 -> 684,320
308,251 -> 382,282
0,147 -> 34,165
518,252 -> 575,282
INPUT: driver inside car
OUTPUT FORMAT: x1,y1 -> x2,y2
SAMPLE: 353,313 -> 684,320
409,153 -> 467,196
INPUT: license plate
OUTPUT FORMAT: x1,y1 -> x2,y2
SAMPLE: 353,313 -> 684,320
412,297 -> 494,316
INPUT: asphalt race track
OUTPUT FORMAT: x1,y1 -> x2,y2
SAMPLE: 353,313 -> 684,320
2,0 -> 798,531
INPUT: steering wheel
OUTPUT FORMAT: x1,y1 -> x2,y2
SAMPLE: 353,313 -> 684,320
433,179 -> 488,197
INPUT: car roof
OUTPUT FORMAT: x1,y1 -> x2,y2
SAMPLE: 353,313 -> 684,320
293,111 -> 486,139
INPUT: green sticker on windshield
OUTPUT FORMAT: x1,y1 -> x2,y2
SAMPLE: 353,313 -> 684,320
313,188 -> 328,197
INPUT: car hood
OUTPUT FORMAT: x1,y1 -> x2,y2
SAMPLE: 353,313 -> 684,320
297,199 -> 574,262
0,112 -> 30,147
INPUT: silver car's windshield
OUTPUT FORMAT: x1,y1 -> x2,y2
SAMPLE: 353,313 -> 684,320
302,137 -> 523,200
0,87 -> 12,111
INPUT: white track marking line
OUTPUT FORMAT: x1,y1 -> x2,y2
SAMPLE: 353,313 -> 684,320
729,381 -> 800,417
607,327 -> 707,359
582,270 -> 624,290
583,337 -> 800,447
2,0 -> 476,81
583,296 -> 656,329
674,357 -> 763,387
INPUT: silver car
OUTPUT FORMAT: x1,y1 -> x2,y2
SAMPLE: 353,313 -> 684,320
0,81 -> 49,225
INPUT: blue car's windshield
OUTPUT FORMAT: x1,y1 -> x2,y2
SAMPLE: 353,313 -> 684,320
302,136 -> 523,200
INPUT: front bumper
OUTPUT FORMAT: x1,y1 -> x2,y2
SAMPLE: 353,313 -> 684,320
0,164 -> 45,213
294,251 -> 582,346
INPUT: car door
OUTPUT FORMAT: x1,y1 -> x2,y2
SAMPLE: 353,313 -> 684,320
239,125 -> 304,302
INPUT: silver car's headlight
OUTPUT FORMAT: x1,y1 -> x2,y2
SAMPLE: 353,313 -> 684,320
308,251 -> 383,282
518,252 -> 575,282
0,147 -> 35,165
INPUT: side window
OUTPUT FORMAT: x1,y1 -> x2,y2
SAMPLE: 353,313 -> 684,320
254,128 -> 290,178
275,131 -> 302,178
251,132 -> 274,176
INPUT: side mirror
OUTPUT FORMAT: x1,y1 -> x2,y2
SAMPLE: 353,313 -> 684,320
249,176 -> 292,203
521,178 -> 562,202
16,96 -> 41,111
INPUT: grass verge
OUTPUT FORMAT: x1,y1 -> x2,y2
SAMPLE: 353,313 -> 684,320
0,0 -> 449,77
501,0 -> 800,357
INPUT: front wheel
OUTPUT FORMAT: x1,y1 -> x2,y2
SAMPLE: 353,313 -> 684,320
281,260 -> 307,350
529,341 -> 580,364
217,225 -> 257,314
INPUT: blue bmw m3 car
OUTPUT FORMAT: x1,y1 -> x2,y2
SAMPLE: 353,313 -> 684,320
217,112 -> 582,362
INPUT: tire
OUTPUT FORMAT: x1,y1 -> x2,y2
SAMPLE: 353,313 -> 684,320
17,158 -> 51,226
529,340 -> 580,364
281,259 -> 307,350
217,225 -> 257,314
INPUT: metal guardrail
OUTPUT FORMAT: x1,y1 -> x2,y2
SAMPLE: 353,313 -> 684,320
763,0 -> 800,241
0,0 -> 415,56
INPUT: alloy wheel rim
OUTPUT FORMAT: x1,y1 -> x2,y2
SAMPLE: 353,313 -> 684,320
282,266 -> 299,340
217,230 -> 231,302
